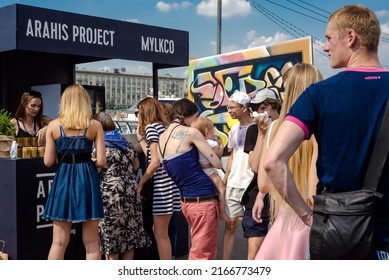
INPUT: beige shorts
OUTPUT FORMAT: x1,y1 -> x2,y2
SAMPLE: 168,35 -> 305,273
225,186 -> 245,218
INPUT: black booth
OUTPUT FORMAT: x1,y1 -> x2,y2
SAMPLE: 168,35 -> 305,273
0,4 -> 189,260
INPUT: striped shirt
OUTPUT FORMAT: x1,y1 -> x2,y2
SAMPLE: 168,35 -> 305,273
145,123 -> 181,215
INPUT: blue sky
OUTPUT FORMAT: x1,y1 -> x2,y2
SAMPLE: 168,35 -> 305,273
1,0 -> 389,79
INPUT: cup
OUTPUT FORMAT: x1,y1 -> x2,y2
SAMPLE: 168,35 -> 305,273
30,147 -> 38,157
22,137 -> 31,147
30,137 -> 38,147
22,147 -> 31,158
37,146 -> 45,157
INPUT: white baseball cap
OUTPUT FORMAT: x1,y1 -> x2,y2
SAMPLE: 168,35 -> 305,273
251,88 -> 279,104
228,91 -> 251,106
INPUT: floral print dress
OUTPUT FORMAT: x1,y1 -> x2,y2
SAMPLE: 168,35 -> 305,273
97,141 -> 151,255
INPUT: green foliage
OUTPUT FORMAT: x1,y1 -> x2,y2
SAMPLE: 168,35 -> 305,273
0,109 -> 15,136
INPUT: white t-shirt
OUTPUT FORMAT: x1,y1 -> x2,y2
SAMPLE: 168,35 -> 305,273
227,122 -> 254,189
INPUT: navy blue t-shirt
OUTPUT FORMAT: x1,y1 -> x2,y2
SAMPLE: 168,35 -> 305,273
286,68 -> 389,252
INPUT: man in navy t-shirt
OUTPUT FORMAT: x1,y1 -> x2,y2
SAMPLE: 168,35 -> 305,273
263,4 -> 389,259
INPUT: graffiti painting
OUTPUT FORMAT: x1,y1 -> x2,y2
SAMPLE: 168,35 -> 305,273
187,36 -> 313,149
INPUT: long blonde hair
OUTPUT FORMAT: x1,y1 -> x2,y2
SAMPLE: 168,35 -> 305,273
270,63 -> 323,219
59,84 -> 92,129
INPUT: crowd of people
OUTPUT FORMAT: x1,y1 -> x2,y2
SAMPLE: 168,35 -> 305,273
10,4 -> 388,260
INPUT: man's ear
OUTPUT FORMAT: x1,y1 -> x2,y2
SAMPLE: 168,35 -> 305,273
347,29 -> 358,47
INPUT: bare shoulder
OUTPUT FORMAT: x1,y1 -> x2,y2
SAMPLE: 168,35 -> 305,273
171,125 -> 189,140
89,119 -> 103,129
47,119 -> 60,128
88,119 -> 103,135
187,126 -> 204,140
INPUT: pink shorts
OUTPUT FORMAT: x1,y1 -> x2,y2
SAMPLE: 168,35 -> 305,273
181,200 -> 219,260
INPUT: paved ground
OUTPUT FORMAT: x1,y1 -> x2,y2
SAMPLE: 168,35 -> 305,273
177,218 -> 248,260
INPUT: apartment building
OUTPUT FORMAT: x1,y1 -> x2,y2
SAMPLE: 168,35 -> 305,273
75,68 -> 187,110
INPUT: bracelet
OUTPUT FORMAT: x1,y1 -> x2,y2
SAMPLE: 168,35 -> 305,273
138,137 -> 145,142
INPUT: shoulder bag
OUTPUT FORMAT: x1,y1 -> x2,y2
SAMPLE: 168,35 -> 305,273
309,101 -> 389,259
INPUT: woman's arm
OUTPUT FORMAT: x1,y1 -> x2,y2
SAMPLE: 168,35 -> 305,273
249,133 -> 265,174
137,141 -> 160,199
192,128 -> 222,169
93,120 -> 107,168
43,121 -> 57,167
36,116 -> 53,145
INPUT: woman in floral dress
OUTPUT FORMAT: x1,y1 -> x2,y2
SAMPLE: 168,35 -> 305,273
93,112 -> 151,260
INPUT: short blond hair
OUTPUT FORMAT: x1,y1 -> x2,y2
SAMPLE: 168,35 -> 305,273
330,5 -> 381,52
59,84 -> 92,129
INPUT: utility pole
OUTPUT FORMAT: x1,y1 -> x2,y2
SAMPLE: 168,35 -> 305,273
217,0 -> 222,54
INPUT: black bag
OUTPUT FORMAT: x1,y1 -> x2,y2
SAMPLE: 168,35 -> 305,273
310,101 -> 389,260
140,149 -> 154,199
310,189 -> 380,259
141,177 -> 154,199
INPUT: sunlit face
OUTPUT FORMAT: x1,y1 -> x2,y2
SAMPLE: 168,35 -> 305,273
26,98 -> 42,117
323,21 -> 350,69
257,103 -> 279,120
227,101 -> 244,119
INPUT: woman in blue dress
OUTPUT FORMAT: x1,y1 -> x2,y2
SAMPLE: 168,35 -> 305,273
43,84 -> 106,260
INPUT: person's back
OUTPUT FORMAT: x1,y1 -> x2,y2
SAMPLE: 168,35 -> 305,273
158,98 -> 223,260
263,5 -> 389,259
254,63 -> 322,260
289,69 -> 389,253
43,84 -> 106,260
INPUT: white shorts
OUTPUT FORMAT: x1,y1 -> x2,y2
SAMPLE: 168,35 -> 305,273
225,186 -> 245,218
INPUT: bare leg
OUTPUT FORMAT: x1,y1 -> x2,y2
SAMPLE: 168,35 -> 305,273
82,220 -> 101,260
48,220 -> 72,260
120,249 -> 135,260
153,214 -> 172,260
106,253 -> 119,260
247,236 -> 265,260
222,216 -> 239,260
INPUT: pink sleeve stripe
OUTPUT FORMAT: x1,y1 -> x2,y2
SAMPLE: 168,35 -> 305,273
285,116 -> 309,140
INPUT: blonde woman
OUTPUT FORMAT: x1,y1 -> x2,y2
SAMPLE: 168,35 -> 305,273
252,63 -> 323,259
43,84 -> 106,260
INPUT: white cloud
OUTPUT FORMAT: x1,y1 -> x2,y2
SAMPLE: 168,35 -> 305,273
376,10 -> 389,18
197,0 -> 251,18
156,1 -> 192,12
245,30 -> 290,48
381,22 -> 389,34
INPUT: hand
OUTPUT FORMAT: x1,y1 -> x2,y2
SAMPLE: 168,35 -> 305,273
217,193 -> 231,223
254,116 -> 271,136
252,195 -> 265,223
301,211 -> 313,227
136,181 -> 144,200
36,126 -> 48,145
